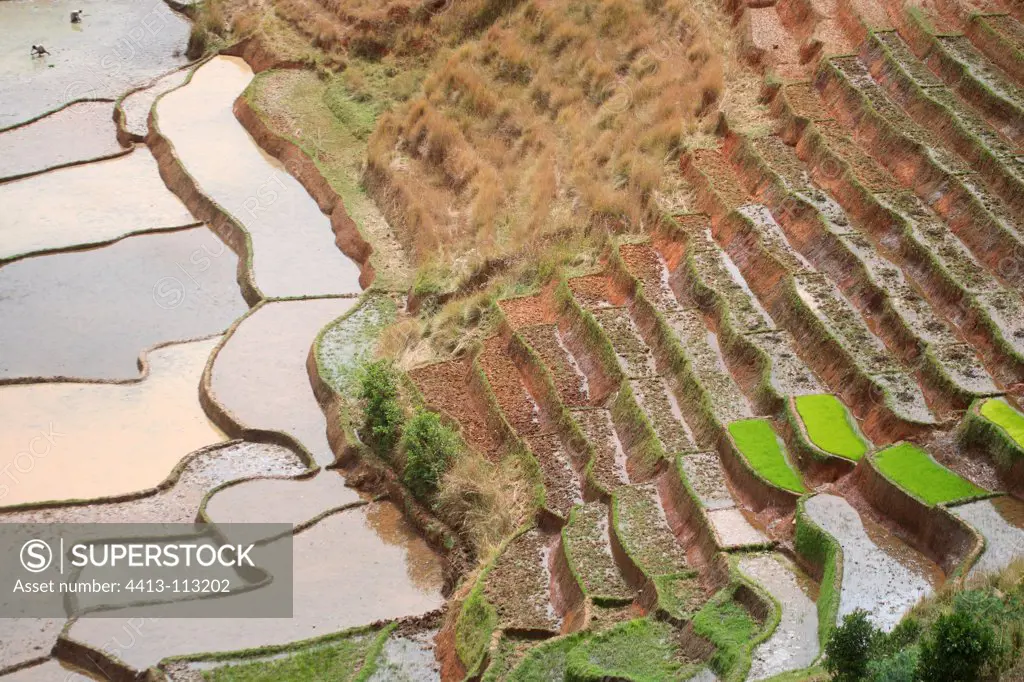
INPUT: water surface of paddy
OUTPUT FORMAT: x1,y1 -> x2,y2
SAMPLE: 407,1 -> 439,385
203,474 -> 363,525
953,496 -> 1024,577
0,101 -> 121,179
739,554 -> 819,679
0,337 -> 225,507
66,504 -> 444,670
156,57 -> 362,297
0,0 -> 189,127
0,149 -> 196,262
0,659 -> 94,681
0,441 -> 305,525
208,298 -> 358,466
804,494 -> 941,631
0,227 -> 246,380
120,67 -> 189,138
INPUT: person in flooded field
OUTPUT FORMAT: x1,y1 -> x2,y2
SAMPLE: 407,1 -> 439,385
30,45 -> 50,57
70,9 -> 83,23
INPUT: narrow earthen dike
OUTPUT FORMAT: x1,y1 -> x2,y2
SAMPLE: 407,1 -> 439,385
146,93 -> 262,305
232,96 -> 376,290
145,54 -> 373,300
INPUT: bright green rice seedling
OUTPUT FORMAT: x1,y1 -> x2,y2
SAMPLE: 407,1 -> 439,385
728,419 -> 806,493
980,398 -> 1024,447
795,394 -> 869,461
874,443 -> 986,505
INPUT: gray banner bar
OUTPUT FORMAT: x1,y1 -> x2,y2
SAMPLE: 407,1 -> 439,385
0,523 -> 293,617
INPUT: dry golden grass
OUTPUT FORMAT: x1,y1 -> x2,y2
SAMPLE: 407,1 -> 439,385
364,0 -> 724,284
437,450 -> 533,557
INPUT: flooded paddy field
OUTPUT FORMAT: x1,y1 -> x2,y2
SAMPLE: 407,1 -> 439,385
0,659 -> 94,681
207,298 -> 357,466
0,227 -> 246,381
2,0 -> 1023,676
0,0 -> 190,127
0,149 -> 196,261
119,67 -> 189,139
0,101 -> 122,179
952,496 -> 1024,577
805,494 -> 942,631
65,504 -> 443,672
0,337 -> 225,507
739,554 -> 819,679
155,57 -> 362,298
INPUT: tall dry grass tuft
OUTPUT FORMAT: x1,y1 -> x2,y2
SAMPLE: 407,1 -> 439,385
362,0 -> 725,283
437,452 -> 533,557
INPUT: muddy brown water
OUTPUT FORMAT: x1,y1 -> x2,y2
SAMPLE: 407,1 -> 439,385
65,504 -> 444,672
0,0 -> 189,128
0,227 -> 246,381
0,337 -> 225,507
208,298 -> 358,467
156,57 -> 362,298
739,554 -> 819,680
0,149 -> 196,262
952,496 -> 1024,577
0,101 -> 121,179
804,494 -> 941,631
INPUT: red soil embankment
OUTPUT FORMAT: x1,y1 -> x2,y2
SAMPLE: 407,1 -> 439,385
855,457 -> 983,576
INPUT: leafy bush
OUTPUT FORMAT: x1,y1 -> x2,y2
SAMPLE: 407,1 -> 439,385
358,360 -> 404,454
401,410 -> 462,499
825,610 -> 879,682
866,647 -> 919,682
916,611 -> 995,682
877,617 -> 921,658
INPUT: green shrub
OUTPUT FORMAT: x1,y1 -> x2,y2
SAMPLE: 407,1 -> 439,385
877,617 -> 921,658
866,647 -> 919,682
825,610 -> 879,682
401,410 -> 463,500
916,611 -> 995,682
358,360 -> 404,454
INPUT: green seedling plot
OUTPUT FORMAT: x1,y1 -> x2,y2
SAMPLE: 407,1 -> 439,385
980,397 -> 1024,448
728,419 -> 806,493
202,624 -> 392,681
692,592 -> 760,679
794,394 -> 869,461
565,618 -> 701,681
874,443 -> 987,505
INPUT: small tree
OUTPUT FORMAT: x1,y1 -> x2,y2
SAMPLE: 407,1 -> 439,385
826,609 -> 880,682
401,410 -> 462,500
916,611 -> 995,682
358,360 -> 404,454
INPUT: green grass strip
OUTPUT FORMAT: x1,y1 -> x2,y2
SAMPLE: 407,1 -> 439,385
794,394 -> 869,461
565,618 -> 699,681
728,419 -> 806,493
203,624 -> 393,681
980,397 -> 1024,447
874,442 -> 987,505
692,592 -> 759,679
506,632 -> 589,681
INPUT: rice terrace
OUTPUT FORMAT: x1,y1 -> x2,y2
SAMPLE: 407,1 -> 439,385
0,0 -> 1022,678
